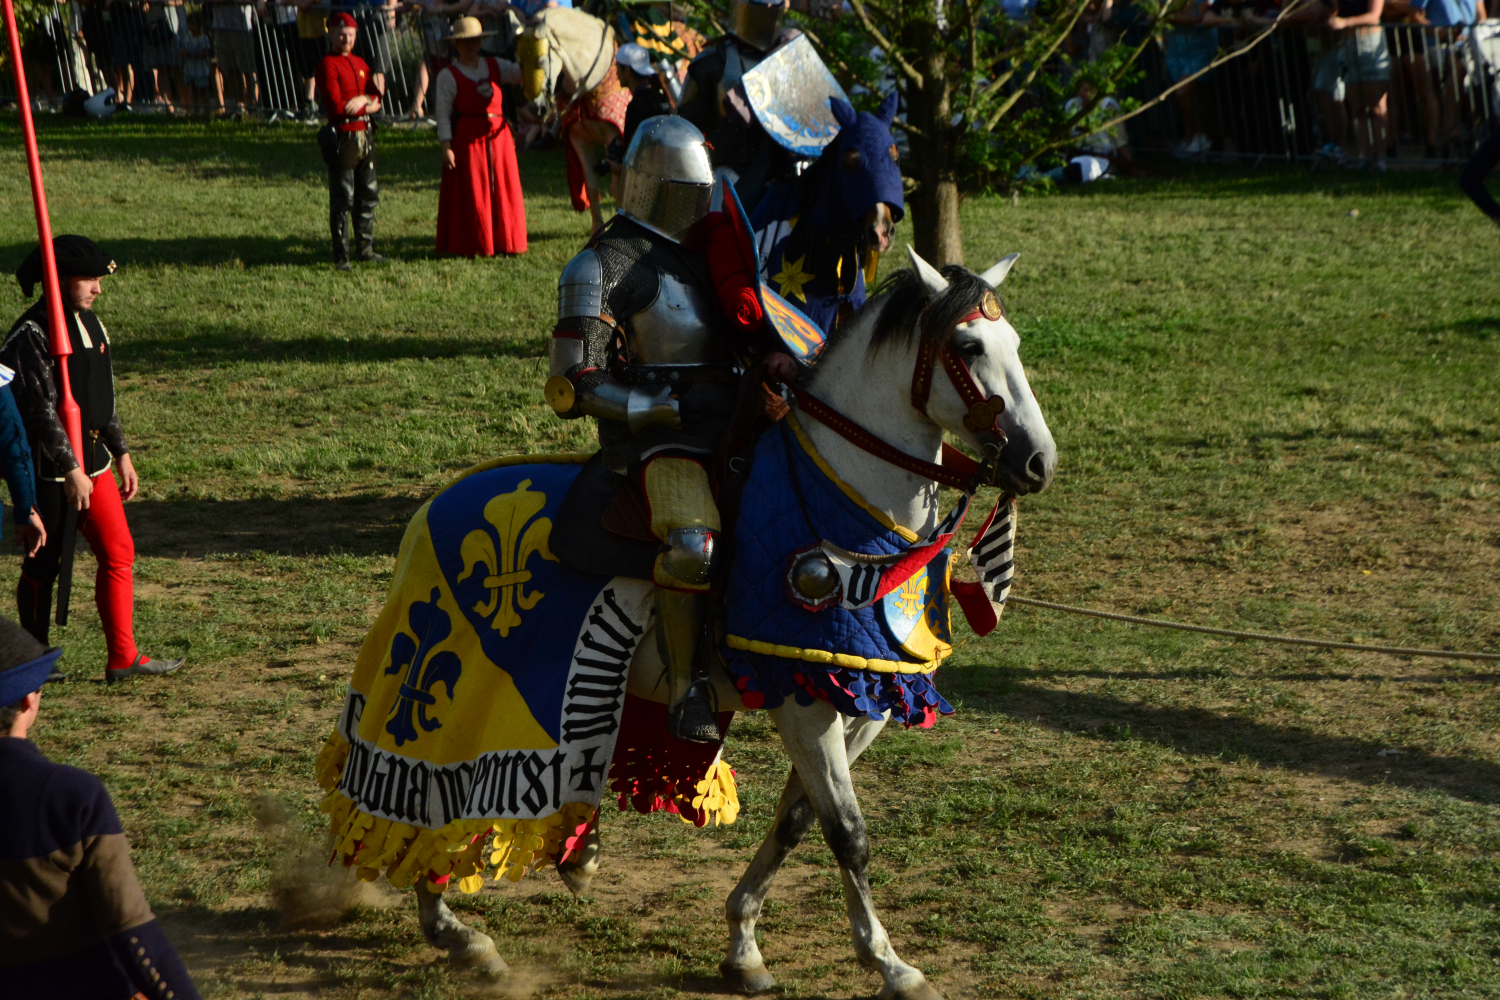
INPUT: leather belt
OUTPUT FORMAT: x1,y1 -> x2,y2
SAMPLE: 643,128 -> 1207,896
618,364 -> 739,387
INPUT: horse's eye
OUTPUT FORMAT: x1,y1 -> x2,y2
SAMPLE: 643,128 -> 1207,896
842,147 -> 863,170
888,143 -> 899,163
960,341 -> 984,359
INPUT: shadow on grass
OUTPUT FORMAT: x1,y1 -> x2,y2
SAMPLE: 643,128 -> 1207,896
9,114 -> 573,190
1064,155 -> 1472,202
114,328 -> 544,370
946,663 -> 1500,805
129,493 -> 424,558
0,231 -> 574,272
158,903 -> 417,990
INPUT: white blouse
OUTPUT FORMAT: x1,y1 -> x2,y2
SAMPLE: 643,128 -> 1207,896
435,57 -> 521,143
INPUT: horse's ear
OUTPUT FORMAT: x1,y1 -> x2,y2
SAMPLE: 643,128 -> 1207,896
981,252 -> 1020,288
829,97 -> 858,130
906,245 -> 948,296
876,90 -> 899,124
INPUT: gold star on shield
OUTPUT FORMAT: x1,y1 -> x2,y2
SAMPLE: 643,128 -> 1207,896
773,254 -> 815,303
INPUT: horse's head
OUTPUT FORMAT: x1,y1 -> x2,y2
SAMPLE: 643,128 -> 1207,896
814,92 -> 903,253
867,247 -> 1056,495
518,7 -> 613,121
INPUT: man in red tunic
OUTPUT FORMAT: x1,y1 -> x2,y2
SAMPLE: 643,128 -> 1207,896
316,13 -> 384,271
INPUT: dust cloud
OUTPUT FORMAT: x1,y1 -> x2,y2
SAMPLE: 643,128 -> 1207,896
251,793 -> 396,928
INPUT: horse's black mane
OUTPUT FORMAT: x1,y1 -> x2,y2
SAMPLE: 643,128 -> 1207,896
854,265 -> 1003,357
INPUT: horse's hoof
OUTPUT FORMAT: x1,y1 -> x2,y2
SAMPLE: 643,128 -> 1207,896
878,976 -> 943,1000
557,864 -> 594,897
720,960 -> 777,994
452,939 -> 509,979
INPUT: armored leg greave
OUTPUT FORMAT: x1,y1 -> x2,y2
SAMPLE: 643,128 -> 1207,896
643,456 -> 722,743
655,590 -> 720,743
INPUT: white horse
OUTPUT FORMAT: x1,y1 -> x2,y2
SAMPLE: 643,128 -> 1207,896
412,247 -> 1057,999
518,6 -> 622,233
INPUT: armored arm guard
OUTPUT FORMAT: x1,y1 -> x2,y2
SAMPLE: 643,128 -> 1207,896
546,246 -> 680,433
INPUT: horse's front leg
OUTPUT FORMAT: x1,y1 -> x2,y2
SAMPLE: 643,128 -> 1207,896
721,709 -> 892,994
772,699 -> 940,1000
556,824 -> 602,896
414,877 -> 508,977
570,120 -> 616,234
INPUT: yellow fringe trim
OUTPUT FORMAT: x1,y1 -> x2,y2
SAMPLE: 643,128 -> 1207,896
315,728 -> 734,891
687,758 -> 740,826
725,634 -> 946,674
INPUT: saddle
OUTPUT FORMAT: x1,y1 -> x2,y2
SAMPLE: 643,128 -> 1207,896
550,356 -> 796,582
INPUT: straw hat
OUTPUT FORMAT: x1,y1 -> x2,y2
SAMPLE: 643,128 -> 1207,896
449,16 -> 496,40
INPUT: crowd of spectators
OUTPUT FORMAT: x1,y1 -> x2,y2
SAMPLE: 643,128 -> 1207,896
1056,0 -> 1498,169
17,0 -> 434,118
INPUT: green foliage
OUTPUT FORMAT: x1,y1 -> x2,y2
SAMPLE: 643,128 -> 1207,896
799,0 -> 1183,194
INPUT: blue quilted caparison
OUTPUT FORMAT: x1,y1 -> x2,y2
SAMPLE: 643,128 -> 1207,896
723,421 -> 954,728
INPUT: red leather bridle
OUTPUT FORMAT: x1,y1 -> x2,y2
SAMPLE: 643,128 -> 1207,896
910,305 -> 1008,449
788,299 -> 1008,495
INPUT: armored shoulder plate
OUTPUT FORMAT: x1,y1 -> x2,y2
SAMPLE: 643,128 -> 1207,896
558,248 -> 604,320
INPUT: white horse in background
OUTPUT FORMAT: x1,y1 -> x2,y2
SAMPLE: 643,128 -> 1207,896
411,248 -> 1057,1000
518,6 -> 623,233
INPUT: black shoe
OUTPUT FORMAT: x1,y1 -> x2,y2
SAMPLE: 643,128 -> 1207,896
335,259 -> 352,271
106,654 -> 185,685
668,681 -> 721,744
357,250 -> 386,263
45,666 -> 67,684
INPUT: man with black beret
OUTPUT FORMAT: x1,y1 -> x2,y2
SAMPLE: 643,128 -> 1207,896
0,616 -> 203,999
3,236 -> 185,684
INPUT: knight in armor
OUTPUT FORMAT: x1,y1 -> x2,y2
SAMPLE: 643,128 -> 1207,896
544,117 -> 745,744
676,0 -> 798,211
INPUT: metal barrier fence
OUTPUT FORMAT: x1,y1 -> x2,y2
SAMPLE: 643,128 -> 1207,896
5,6 -> 1498,166
6,1 -> 445,120
1115,21 -> 1500,165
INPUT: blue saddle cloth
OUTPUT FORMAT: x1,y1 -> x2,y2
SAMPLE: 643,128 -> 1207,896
723,419 -> 954,727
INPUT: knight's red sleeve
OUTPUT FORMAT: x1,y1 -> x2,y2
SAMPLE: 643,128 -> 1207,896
700,212 -> 765,338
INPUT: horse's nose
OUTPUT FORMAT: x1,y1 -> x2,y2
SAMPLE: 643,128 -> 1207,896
1027,451 -> 1050,485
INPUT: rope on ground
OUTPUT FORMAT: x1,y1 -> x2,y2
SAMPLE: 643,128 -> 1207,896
1006,596 -> 1500,663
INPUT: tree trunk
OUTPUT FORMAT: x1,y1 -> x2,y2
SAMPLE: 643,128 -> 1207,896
903,34 -> 964,268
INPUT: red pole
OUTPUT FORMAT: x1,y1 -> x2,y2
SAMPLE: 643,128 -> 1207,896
3,0 -> 84,464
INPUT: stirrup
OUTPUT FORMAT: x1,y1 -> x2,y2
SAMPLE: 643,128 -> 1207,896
668,679 -> 720,744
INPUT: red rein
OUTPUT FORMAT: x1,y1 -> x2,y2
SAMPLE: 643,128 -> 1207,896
789,302 -> 1008,494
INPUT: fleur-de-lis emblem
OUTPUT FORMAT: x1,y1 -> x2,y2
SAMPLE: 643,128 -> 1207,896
456,479 -> 558,637
894,567 -> 926,618
384,587 -> 463,747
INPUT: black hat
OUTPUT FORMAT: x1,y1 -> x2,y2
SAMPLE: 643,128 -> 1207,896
15,235 -> 118,299
0,618 -> 48,673
0,616 -> 64,706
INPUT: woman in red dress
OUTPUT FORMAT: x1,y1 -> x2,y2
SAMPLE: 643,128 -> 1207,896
435,17 -> 527,256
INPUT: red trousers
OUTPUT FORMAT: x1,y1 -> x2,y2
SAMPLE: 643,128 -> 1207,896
20,469 -> 139,671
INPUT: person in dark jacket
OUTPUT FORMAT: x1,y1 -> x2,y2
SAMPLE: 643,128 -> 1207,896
0,370 -> 46,559
0,616 -> 203,999
3,236 -> 184,684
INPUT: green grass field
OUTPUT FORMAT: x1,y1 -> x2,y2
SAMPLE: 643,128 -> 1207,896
2,115 -> 1499,1000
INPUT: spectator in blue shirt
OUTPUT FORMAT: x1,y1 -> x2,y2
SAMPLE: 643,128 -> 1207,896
1410,0 -> 1486,155
0,370 -> 45,559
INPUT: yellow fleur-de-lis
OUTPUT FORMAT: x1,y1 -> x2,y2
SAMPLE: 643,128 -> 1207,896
457,480 -> 558,637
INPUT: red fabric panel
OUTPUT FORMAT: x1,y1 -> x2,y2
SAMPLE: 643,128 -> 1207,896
436,60 -> 528,256
609,694 -> 733,828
